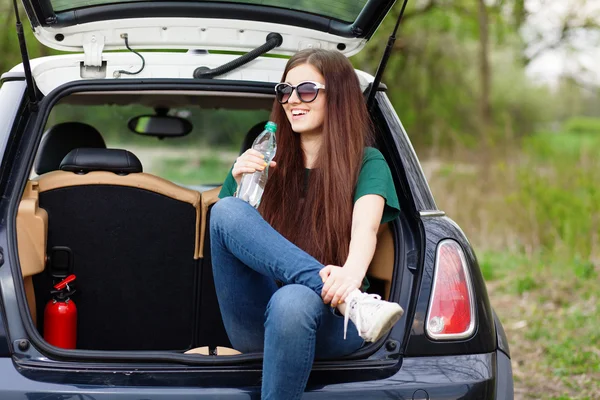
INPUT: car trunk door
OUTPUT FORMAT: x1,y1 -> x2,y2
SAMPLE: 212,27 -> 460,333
20,0 -> 397,57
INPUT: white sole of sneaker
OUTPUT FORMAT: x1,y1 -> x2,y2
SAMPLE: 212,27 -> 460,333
363,304 -> 404,343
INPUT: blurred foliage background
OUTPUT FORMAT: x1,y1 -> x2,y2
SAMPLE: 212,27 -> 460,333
1,0 -> 599,398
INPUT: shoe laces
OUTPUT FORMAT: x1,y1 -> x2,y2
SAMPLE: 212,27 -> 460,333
343,291 -> 383,340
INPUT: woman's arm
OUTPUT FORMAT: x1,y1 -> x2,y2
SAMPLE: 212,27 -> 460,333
345,194 -> 385,275
320,194 -> 385,306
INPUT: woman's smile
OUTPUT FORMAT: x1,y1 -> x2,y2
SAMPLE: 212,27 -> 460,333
291,108 -> 310,120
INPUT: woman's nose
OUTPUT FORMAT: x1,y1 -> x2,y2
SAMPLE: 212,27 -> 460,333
288,88 -> 301,104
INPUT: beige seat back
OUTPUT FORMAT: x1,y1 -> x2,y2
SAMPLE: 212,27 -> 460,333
369,223 -> 395,299
18,168 -> 203,350
34,170 -> 203,258
17,181 -> 48,327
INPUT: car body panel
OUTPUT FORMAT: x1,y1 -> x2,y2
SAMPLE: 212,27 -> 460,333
495,350 -> 514,399
0,352 -> 502,398
6,53 -> 288,96
0,81 -> 27,169
20,0 -> 397,56
494,310 -> 511,357
3,54 -> 378,98
0,305 -> 10,357
26,18 -> 368,57
0,82 -> 30,369
405,215 -> 497,357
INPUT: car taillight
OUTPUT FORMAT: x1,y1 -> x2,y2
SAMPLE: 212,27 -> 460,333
425,239 -> 476,340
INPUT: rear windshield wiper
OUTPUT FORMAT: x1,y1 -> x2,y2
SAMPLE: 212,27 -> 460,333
193,33 -> 283,79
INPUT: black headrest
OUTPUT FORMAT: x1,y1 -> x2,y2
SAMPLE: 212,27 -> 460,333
240,120 -> 269,155
35,122 -> 107,175
60,148 -> 143,175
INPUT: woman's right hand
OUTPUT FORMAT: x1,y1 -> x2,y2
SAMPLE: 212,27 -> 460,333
232,149 -> 277,186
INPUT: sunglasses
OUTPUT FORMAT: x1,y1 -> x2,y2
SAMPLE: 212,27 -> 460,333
274,81 -> 326,104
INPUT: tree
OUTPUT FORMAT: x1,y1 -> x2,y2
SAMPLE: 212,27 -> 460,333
0,0 -> 56,74
477,0 -> 492,136
520,0 -> 600,90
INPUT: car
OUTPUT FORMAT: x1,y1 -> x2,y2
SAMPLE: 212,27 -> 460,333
0,0 -> 513,398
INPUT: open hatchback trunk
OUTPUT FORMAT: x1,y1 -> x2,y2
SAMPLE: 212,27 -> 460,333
5,0 -> 422,391
15,84 -> 413,362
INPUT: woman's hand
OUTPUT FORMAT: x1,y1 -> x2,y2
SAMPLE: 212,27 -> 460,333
319,265 -> 364,307
232,149 -> 277,185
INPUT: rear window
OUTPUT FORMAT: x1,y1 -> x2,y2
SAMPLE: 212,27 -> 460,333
42,99 -> 271,189
50,0 -> 367,23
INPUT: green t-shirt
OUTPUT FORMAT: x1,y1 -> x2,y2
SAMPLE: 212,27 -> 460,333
352,147 -> 401,224
218,147 -> 400,291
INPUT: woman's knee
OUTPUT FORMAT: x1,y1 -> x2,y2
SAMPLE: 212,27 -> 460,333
210,196 -> 249,232
265,285 -> 325,331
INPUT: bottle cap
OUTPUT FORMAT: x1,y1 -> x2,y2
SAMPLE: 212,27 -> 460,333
265,121 -> 277,133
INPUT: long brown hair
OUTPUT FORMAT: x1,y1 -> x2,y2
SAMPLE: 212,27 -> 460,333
258,49 -> 373,266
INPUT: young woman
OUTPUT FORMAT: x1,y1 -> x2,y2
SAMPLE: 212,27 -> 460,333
210,48 -> 403,399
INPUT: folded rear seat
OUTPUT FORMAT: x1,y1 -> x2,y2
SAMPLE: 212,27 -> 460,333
20,148 -> 202,351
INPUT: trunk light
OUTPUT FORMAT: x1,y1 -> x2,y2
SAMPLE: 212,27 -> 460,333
426,239 -> 476,340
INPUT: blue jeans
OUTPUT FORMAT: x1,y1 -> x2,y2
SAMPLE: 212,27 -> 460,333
210,197 -> 364,400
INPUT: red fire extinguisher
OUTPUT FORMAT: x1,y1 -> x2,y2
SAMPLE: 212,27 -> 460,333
44,274 -> 77,349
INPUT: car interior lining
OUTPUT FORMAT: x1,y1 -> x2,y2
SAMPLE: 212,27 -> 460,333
59,92 -> 275,108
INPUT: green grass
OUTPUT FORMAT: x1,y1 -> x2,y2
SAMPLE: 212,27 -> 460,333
478,251 -> 531,281
156,155 -> 231,186
480,251 -> 599,398
564,116 -> 600,136
522,131 -> 600,161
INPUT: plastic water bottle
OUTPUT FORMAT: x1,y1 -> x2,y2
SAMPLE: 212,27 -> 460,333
236,121 -> 277,208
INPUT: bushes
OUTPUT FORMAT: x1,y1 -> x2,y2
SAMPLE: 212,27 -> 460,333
563,116 -> 600,135
511,130 -> 599,261
514,157 -> 599,261
428,128 -> 599,263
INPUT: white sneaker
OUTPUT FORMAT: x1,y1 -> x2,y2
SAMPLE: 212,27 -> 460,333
343,289 -> 404,342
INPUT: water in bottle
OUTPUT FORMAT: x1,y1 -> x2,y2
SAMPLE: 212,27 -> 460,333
236,121 -> 277,208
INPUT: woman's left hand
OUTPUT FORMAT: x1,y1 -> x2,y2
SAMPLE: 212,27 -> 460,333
319,265 -> 364,307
